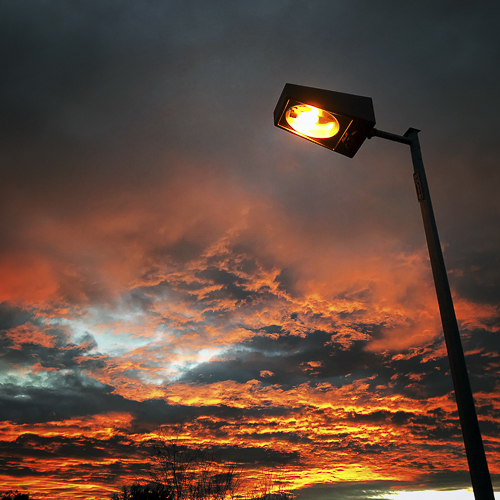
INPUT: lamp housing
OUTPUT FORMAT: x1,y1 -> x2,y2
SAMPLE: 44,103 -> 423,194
274,83 -> 376,158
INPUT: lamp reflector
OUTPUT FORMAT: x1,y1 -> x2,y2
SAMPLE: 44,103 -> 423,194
285,104 -> 340,139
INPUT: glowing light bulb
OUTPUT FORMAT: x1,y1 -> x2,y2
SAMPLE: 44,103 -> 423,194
285,104 -> 340,139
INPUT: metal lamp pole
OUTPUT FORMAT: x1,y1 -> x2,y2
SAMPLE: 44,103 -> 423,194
273,83 -> 494,498
369,127 -> 494,500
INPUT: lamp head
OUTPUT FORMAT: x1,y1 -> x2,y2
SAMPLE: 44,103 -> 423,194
274,84 -> 376,158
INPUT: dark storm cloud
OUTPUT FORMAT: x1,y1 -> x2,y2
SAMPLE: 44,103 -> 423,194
274,268 -> 299,296
297,482 -> 406,500
132,252 -> 278,314
447,248 -> 500,306
424,470 -> 500,491
455,327 -> 500,389
152,238 -> 205,264
0,303 -> 40,331
0,434 -> 151,482
297,470 -> 500,500
0,373 -> 122,423
1,330 -> 96,368
210,445 -> 300,466
177,328 -> 454,397
176,331 -> 378,386
131,401 -> 292,429
1,354 -> 295,425
196,267 -> 254,303
0,303 -> 97,371
1,433 -> 138,461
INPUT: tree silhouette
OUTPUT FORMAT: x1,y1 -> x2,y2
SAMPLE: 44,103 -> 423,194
149,440 -> 237,500
111,482 -> 171,500
110,433 -> 293,500
1,492 -> 31,500
111,437 -> 237,500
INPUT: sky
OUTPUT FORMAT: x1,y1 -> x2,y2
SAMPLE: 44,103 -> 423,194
1,1 -> 500,499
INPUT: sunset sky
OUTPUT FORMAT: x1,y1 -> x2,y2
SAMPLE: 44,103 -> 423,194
1,2 -> 500,499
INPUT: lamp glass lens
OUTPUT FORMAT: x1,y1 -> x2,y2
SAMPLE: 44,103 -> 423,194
285,104 -> 340,139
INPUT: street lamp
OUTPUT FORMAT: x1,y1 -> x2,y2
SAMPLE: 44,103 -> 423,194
274,83 -> 494,500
